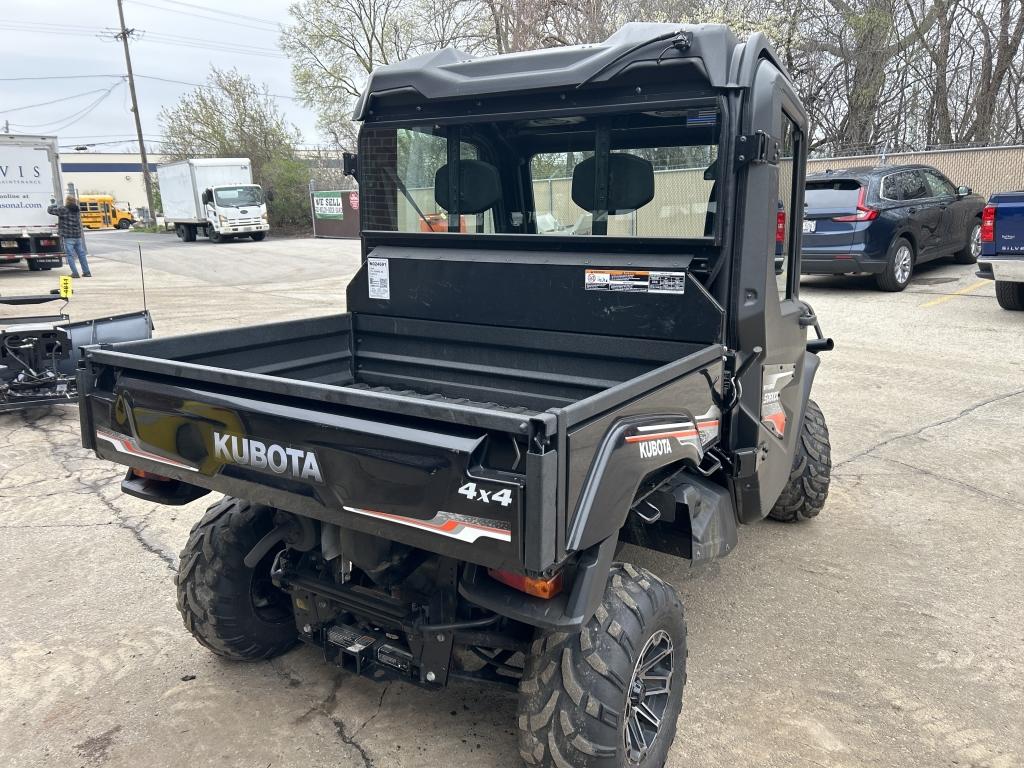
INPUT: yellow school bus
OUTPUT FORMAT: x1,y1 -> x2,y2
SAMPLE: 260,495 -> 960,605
79,195 -> 135,230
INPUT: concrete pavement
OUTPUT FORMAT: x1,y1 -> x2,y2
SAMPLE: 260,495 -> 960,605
1,230 -> 1021,768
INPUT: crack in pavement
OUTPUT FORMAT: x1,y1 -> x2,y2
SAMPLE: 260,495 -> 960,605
283,667 -> 376,768
12,408 -> 179,570
834,387 -> 1024,469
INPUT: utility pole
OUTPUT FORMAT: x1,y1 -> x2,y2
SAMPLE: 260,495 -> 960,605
115,0 -> 156,220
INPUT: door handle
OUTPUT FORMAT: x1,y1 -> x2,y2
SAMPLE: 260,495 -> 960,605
908,207 -> 918,213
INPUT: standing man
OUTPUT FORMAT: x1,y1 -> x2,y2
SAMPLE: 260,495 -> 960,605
47,196 -> 92,278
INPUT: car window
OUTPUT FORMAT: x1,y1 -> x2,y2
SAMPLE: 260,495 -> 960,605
805,180 -> 861,210
923,170 -> 956,198
881,172 -> 904,200
883,170 -> 928,201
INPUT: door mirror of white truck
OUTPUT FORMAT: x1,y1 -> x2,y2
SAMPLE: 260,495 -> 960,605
201,189 -> 212,205
343,152 -> 358,179
265,189 -> 276,203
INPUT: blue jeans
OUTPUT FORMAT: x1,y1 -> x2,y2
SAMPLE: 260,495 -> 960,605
64,237 -> 91,277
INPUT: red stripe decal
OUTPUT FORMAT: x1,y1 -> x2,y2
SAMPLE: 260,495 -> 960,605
625,420 -> 719,444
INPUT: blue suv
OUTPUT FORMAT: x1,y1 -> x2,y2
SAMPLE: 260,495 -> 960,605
800,164 -> 985,291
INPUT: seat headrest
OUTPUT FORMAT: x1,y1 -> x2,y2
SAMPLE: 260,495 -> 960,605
571,153 -> 655,214
434,159 -> 501,214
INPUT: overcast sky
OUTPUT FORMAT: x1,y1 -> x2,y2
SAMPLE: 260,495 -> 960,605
2,0 -> 319,154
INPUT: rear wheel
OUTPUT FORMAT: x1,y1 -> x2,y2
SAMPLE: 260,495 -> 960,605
875,237 -> 914,291
768,399 -> 831,522
250,231 -> 266,242
176,497 -> 298,660
995,280 -> 1024,310
517,563 -> 687,768
953,222 -> 981,264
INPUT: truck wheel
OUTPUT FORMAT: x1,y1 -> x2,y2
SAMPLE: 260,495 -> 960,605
768,399 -> 831,522
117,219 -> 131,230
209,229 -> 223,243
953,222 -> 980,264
250,232 -> 266,242
995,280 -> 1024,310
179,225 -> 196,243
875,237 -> 914,291
176,497 -> 298,661
517,563 -> 687,768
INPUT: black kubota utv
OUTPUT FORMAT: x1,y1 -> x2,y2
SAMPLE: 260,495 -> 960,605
78,23 -> 833,768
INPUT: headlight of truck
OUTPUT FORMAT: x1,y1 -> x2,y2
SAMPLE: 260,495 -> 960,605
218,215 -> 227,225
262,212 -> 268,221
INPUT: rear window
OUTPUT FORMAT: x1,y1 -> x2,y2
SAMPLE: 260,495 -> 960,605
805,180 -> 861,209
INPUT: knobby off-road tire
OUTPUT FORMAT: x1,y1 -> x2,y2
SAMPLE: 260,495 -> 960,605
176,497 -> 298,660
995,280 -> 1024,310
517,563 -> 687,768
768,399 -> 831,522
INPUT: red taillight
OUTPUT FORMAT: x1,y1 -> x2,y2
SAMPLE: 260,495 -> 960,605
980,205 -> 995,243
776,210 -> 786,243
832,187 -> 878,222
487,568 -> 563,599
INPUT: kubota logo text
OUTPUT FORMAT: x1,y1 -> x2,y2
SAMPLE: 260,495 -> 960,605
213,431 -> 323,482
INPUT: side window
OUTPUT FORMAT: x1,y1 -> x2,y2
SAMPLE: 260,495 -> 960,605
777,113 -> 802,299
904,171 -> 930,200
882,172 -> 905,200
394,129 -> 489,233
924,170 -> 955,198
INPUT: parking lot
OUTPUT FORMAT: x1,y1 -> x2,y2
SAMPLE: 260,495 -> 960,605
1,229 -> 1022,768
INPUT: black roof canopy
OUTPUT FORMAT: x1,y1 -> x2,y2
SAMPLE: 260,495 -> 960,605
353,23 -> 767,121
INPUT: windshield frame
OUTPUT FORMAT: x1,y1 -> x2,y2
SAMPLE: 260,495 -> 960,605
357,96 -> 728,250
213,185 -> 264,208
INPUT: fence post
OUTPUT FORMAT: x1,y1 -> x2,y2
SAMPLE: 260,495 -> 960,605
309,179 -> 316,238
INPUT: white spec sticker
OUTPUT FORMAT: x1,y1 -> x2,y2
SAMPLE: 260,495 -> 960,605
367,257 -> 390,300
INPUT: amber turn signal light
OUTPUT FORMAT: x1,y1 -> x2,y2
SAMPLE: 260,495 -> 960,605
487,568 -> 564,599
131,467 -> 172,482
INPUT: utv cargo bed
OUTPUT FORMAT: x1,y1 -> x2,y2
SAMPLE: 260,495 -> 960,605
79,312 -> 724,573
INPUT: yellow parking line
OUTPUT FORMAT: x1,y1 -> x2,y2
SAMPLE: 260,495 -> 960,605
920,279 -> 990,308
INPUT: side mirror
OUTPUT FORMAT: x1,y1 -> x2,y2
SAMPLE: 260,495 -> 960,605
957,185 -> 971,197
265,189 -> 276,203
343,152 -> 358,179
201,189 -> 212,205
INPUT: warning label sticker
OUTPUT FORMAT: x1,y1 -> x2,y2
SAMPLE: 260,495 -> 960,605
585,269 -> 687,294
367,257 -> 390,300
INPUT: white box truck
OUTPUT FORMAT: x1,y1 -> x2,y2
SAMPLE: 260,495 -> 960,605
0,135 -> 65,272
157,158 -> 271,243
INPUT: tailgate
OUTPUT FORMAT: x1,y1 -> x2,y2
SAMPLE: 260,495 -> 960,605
80,372 -> 529,571
994,195 -> 1024,254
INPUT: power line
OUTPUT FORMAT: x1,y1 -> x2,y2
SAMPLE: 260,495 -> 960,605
10,82 -> 124,131
2,87 -> 122,115
134,74 -> 298,100
0,74 -> 124,82
128,0 -> 283,33
131,0 -> 280,27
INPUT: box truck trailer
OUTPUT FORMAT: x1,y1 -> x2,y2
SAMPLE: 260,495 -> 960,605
157,158 -> 270,243
0,135 -> 65,272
